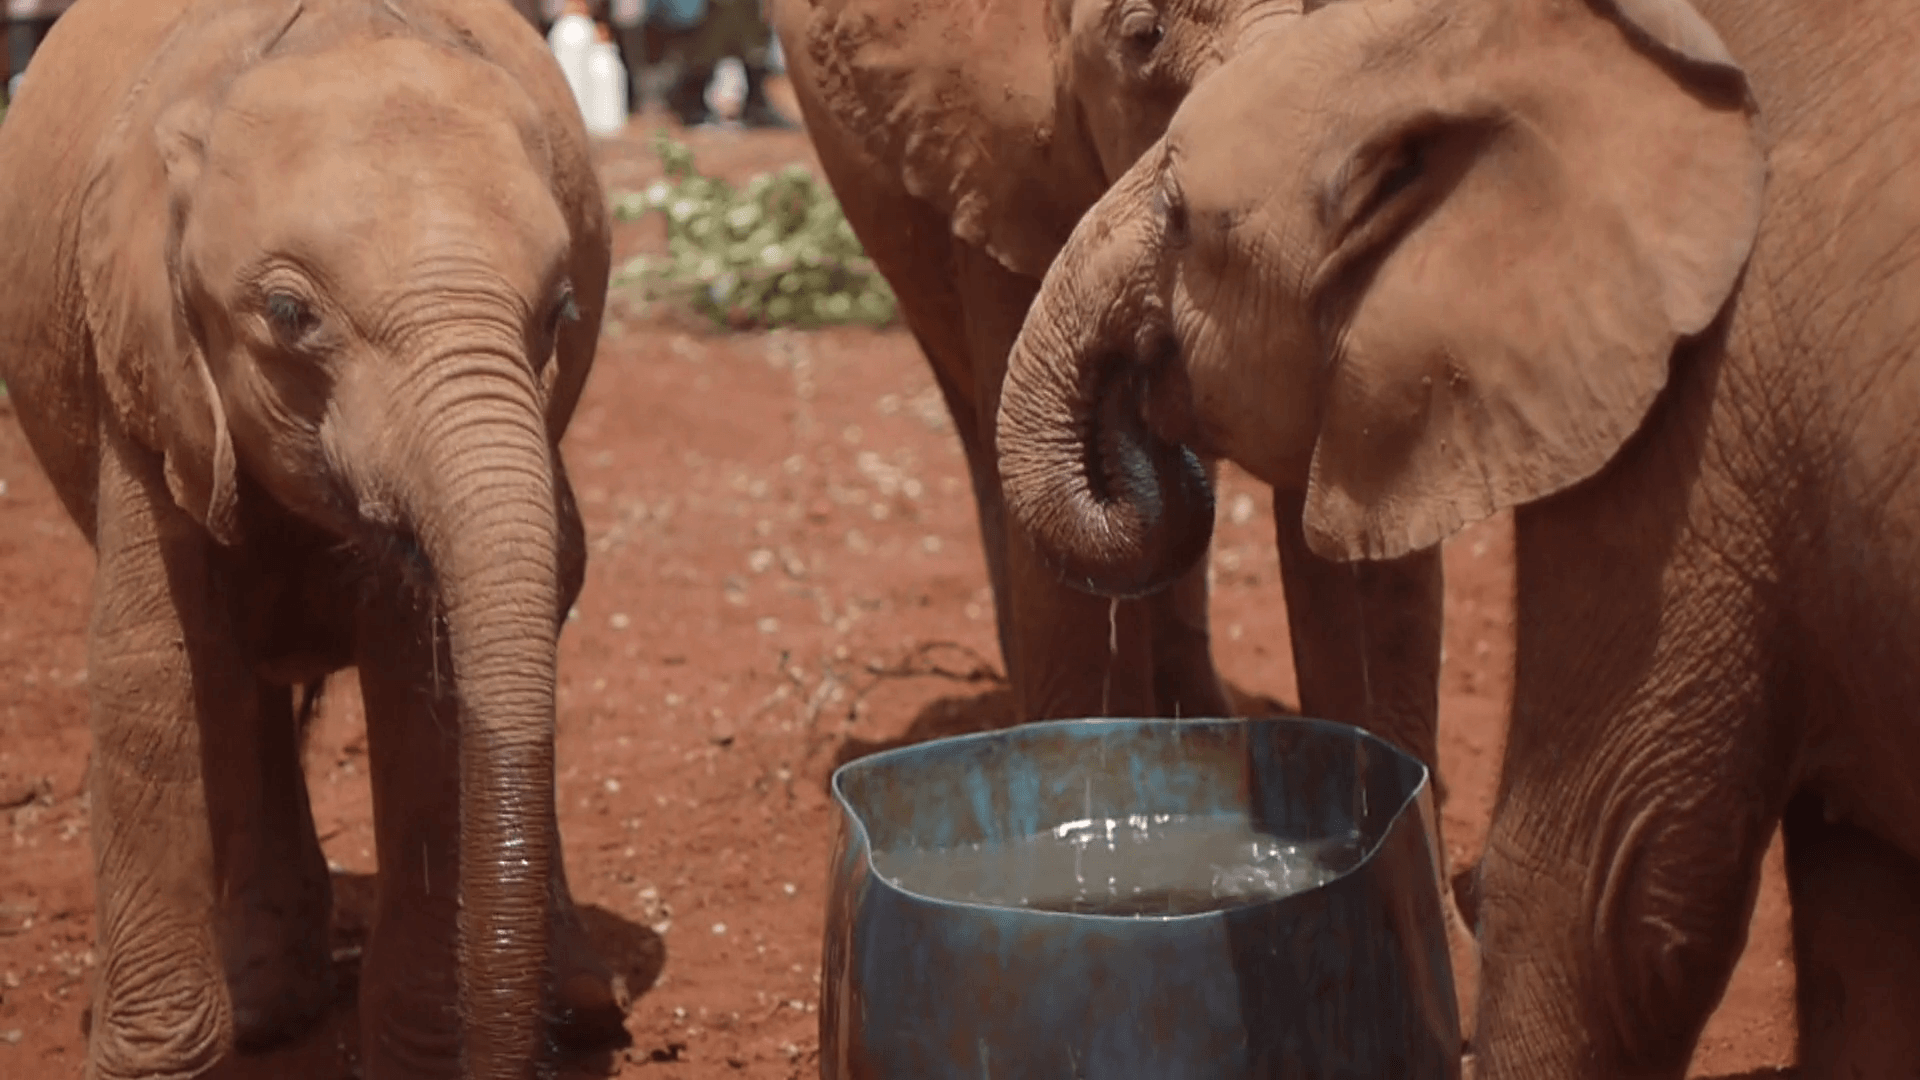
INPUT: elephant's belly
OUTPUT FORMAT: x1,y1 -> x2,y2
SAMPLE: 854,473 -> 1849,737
1798,645 -> 1920,865
249,582 -> 359,686
231,532 -> 363,687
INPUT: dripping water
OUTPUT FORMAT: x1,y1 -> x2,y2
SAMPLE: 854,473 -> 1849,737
1350,563 -> 1373,838
1100,597 -> 1119,716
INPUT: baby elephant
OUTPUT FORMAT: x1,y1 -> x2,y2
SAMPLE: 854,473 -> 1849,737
0,0 -> 620,1076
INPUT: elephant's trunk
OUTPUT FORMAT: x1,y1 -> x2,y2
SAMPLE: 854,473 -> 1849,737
996,152 -> 1215,600
399,355 -> 562,1079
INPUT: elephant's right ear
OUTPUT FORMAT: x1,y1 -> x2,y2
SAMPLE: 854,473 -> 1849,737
783,0 -> 1106,278
76,2 -> 302,544
1299,0 -> 1764,562
79,95 -> 239,546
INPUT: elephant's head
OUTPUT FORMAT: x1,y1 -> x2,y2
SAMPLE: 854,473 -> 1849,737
75,5 -> 608,1074
795,0 -> 1301,278
997,0 -> 1767,594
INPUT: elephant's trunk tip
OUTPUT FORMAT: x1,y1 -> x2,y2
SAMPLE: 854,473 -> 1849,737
1001,357 -> 1216,602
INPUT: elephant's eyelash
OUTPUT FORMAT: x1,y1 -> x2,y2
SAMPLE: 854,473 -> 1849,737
264,291 -> 321,341
1117,7 -> 1164,54
548,285 -> 580,332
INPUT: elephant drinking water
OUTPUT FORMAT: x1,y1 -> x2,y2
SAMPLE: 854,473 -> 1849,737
996,0 -> 1920,1073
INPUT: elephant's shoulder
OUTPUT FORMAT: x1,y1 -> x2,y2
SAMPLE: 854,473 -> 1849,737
780,0 -> 1092,278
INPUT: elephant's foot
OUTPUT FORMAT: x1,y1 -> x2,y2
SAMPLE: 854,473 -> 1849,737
86,950 -> 232,1080
216,857 -> 334,1051
1441,862 -> 1480,1044
1783,792 -> 1920,1079
547,897 -> 632,1052
358,936 -> 462,1080
224,937 -> 334,1053
359,1019 -> 462,1080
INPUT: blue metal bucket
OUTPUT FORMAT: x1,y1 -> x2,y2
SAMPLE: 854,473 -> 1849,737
821,716 -> 1461,1079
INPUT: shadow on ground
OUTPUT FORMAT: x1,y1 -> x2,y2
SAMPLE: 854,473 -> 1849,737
205,871 -> 664,1079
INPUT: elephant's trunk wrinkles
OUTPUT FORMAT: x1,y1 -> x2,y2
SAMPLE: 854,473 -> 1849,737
996,163 -> 1214,600
400,353 -> 560,1080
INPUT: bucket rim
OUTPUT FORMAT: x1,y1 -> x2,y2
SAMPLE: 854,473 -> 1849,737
827,714 -> 1434,922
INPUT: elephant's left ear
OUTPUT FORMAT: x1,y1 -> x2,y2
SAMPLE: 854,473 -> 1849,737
1301,0 -> 1764,562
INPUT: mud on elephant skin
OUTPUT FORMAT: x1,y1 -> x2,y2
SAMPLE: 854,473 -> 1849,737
772,0 -> 1447,793
0,0 -> 626,1076
999,0 -> 1920,1074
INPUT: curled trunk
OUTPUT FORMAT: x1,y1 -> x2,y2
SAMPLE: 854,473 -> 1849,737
996,153 -> 1215,600
402,360 -> 562,1079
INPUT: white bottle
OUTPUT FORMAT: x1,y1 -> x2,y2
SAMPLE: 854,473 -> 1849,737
707,56 -> 747,122
582,28 -> 629,137
546,6 -> 596,122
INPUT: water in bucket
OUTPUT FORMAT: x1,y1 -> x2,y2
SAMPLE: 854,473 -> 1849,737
875,813 -> 1365,916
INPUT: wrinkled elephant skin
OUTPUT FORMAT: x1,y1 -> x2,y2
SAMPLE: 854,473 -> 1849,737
997,0 -> 1920,1074
774,0 -> 1474,1018
0,0 -> 621,1076
768,0 -> 1451,793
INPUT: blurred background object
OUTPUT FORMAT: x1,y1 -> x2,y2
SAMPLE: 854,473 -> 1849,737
521,0 -> 795,131
6,0 -> 76,103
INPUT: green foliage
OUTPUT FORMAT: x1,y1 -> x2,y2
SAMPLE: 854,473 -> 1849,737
611,132 -> 897,331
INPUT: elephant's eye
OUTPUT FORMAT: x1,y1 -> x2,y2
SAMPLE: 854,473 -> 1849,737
1374,138 -> 1425,206
1121,9 -> 1164,51
264,291 -> 319,343
547,285 -> 580,337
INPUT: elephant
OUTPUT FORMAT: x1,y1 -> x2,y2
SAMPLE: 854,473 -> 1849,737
995,0 -> 1920,1073
0,0 -> 625,1076
768,0 -> 1450,788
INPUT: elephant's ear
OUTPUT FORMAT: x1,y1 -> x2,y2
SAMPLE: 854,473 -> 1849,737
77,1 -> 303,545
1300,0 -> 1765,562
787,0 -> 1105,278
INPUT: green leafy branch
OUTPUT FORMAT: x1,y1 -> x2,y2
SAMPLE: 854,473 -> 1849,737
611,133 -> 897,330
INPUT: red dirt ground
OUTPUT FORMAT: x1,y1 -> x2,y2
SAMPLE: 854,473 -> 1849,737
0,97 -> 1796,1078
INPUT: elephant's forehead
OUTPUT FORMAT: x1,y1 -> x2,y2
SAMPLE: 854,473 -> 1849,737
213,37 -> 548,188
196,44 -> 566,286
1166,2 -> 1387,210
1170,46 -> 1302,178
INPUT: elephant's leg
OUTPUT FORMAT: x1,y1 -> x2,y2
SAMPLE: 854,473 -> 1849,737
1270,487 -> 1466,1027
354,581 -> 466,1078
355,577 -> 616,1077
1782,792 -> 1920,1079
1145,528 -> 1233,719
545,820 -> 630,1051
82,423 -> 235,1079
1271,488 -> 1443,780
544,458 -> 630,1050
954,243 -> 1159,720
1471,497 -> 1783,1080
210,679 -> 334,1050
925,325 -> 1018,680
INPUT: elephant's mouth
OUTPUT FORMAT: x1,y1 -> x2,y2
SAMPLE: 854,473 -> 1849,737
348,514 -> 437,602
1047,343 -> 1215,599
1093,330 -> 1216,471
